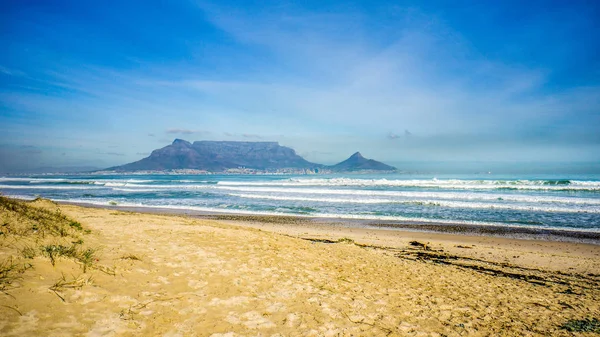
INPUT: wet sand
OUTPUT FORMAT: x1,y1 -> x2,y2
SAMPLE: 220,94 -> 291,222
1,201 -> 599,336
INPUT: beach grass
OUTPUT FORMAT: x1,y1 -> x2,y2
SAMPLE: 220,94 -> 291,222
0,257 -> 31,296
49,273 -> 94,302
41,244 -> 97,272
0,196 -> 101,295
0,196 -> 87,238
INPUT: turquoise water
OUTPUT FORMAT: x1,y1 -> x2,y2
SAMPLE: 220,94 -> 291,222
1,173 -> 600,232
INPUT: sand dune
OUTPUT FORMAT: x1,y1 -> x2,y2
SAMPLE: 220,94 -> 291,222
1,199 -> 599,336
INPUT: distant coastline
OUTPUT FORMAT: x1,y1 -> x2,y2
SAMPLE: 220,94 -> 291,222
94,168 -> 398,175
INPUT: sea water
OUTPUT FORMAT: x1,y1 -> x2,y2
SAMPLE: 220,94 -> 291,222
1,173 -> 599,232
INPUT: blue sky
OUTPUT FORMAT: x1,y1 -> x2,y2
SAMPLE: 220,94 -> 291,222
1,0 -> 599,172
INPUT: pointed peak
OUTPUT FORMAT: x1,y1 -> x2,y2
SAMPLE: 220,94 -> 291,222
172,139 -> 191,146
350,151 -> 364,159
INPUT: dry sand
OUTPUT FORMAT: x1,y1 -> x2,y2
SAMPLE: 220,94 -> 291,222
1,201 -> 599,336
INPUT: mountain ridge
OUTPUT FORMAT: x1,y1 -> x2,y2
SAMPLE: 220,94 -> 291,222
109,140 -> 396,173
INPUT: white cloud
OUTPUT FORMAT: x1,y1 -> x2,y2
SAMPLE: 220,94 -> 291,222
166,128 -> 211,135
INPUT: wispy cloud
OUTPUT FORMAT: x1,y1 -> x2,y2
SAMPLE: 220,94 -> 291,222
0,65 -> 25,77
166,129 -> 211,135
184,3 -> 600,155
387,132 -> 400,140
388,130 -> 412,140
242,133 -> 262,139
20,145 -> 42,154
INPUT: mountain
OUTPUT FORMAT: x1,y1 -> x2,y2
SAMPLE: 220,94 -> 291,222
110,139 -> 320,172
328,152 -> 396,172
108,140 -> 396,173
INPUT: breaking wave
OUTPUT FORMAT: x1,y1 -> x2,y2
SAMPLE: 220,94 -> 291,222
228,193 -> 600,213
216,178 -> 600,191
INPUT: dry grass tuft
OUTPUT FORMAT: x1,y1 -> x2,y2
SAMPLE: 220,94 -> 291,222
0,257 -> 32,296
20,245 -> 38,259
49,273 -> 94,302
120,254 -> 141,261
41,244 -> 98,272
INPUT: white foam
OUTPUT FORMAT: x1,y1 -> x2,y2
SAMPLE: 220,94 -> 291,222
0,194 -> 37,200
45,198 -> 600,233
112,188 -> 161,192
228,193 -> 600,213
209,186 -> 600,205
0,177 -> 34,181
101,183 -> 600,202
29,178 -> 70,183
103,182 -> 128,187
46,181 -> 599,205
229,193 -> 395,204
0,177 -> 61,182
0,184 -> 101,190
216,178 -> 600,191
124,179 -> 154,183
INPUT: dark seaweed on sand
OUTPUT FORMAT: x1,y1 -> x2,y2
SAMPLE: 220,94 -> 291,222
560,318 -> 600,333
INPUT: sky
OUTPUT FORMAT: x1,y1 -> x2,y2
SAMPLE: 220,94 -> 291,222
1,0 -> 599,172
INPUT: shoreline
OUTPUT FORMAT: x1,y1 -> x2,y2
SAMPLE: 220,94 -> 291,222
56,200 -> 600,285
56,200 -> 600,245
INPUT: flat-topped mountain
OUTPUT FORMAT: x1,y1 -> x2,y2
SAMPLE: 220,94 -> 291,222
329,152 -> 396,172
110,139 -> 319,171
109,140 -> 396,173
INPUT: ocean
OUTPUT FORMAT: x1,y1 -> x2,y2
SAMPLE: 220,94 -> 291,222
1,173 -> 600,232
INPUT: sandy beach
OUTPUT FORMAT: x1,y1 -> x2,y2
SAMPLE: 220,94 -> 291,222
1,197 -> 599,336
